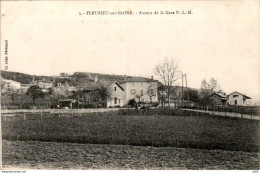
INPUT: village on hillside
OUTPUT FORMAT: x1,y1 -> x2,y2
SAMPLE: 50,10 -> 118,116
0,66 -> 256,111
1,61 -> 260,170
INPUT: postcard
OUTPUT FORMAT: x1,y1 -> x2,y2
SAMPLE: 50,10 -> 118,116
1,0 -> 259,171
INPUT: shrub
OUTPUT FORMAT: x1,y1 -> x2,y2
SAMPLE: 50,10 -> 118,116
128,99 -> 136,108
152,102 -> 159,107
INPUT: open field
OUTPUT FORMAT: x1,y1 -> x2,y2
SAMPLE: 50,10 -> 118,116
2,140 -> 259,169
2,113 -> 260,152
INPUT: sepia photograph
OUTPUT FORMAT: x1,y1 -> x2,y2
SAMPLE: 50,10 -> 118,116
1,0 -> 259,171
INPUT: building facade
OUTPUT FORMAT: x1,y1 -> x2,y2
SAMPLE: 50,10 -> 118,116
227,91 -> 251,106
1,78 -> 21,90
107,77 -> 158,107
107,82 -> 125,107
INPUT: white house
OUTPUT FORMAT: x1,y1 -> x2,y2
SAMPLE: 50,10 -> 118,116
107,82 -> 125,107
121,76 -> 158,104
1,78 -> 21,90
227,91 -> 251,106
106,76 -> 158,107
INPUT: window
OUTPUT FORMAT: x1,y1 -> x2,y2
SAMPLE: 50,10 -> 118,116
233,95 -> 239,98
114,98 -> 117,104
234,100 -> 237,105
114,87 -> 117,92
132,82 -> 135,87
119,99 -> 120,104
131,89 -> 136,94
141,89 -> 143,96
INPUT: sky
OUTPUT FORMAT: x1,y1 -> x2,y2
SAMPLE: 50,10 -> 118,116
1,1 -> 259,102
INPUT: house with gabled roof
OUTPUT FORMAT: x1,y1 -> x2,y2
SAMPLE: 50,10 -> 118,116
118,76 -> 158,105
107,81 -> 125,107
209,91 -> 227,106
227,91 -> 251,106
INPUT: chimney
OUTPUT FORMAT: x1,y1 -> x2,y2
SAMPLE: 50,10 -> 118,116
151,76 -> 153,80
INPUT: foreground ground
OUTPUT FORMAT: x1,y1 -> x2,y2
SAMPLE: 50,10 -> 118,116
2,140 -> 259,170
2,114 -> 260,152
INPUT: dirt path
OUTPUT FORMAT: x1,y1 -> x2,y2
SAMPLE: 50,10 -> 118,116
2,140 -> 259,170
182,108 -> 260,120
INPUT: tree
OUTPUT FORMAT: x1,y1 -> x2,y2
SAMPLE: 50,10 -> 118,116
26,85 -> 45,106
207,78 -> 220,95
146,82 -> 157,103
90,81 -> 112,108
10,88 -> 28,108
200,78 -> 220,96
48,86 -> 71,105
199,78 -> 220,105
60,72 -> 68,77
157,82 -> 166,107
154,58 -> 181,106
183,88 -> 199,103
2,85 -> 28,109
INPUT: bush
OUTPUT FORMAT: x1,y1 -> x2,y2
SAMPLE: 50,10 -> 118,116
152,102 -> 159,107
128,99 -> 136,108
84,104 -> 96,108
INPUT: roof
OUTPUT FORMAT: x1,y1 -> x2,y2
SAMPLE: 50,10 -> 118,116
228,91 -> 251,99
1,78 -> 21,84
114,82 -> 124,91
120,77 -> 156,83
82,82 -> 98,91
210,92 -> 227,98
59,99 -> 76,102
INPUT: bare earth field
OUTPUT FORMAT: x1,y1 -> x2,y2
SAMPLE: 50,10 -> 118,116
2,140 -> 259,170
2,114 -> 260,152
2,112 -> 260,169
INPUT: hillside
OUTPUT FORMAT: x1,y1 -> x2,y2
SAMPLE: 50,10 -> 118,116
0,71 -> 133,86
1,71 -> 49,84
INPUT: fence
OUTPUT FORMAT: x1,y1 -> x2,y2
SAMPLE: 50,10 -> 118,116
1,109 -> 124,122
1,108 -> 217,122
2,107 -> 259,123
180,105 -> 260,116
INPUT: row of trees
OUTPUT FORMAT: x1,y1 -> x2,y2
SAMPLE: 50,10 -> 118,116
154,58 -> 221,107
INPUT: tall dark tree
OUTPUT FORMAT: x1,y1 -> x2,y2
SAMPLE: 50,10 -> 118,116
89,81 -> 112,108
199,78 -> 220,106
157,82 -> 166,107
183,89 -> 199,103
26,85 -> 45,106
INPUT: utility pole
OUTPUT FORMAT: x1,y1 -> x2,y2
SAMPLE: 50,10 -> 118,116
181,74 -> 184,107
185,74 -> 189,106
